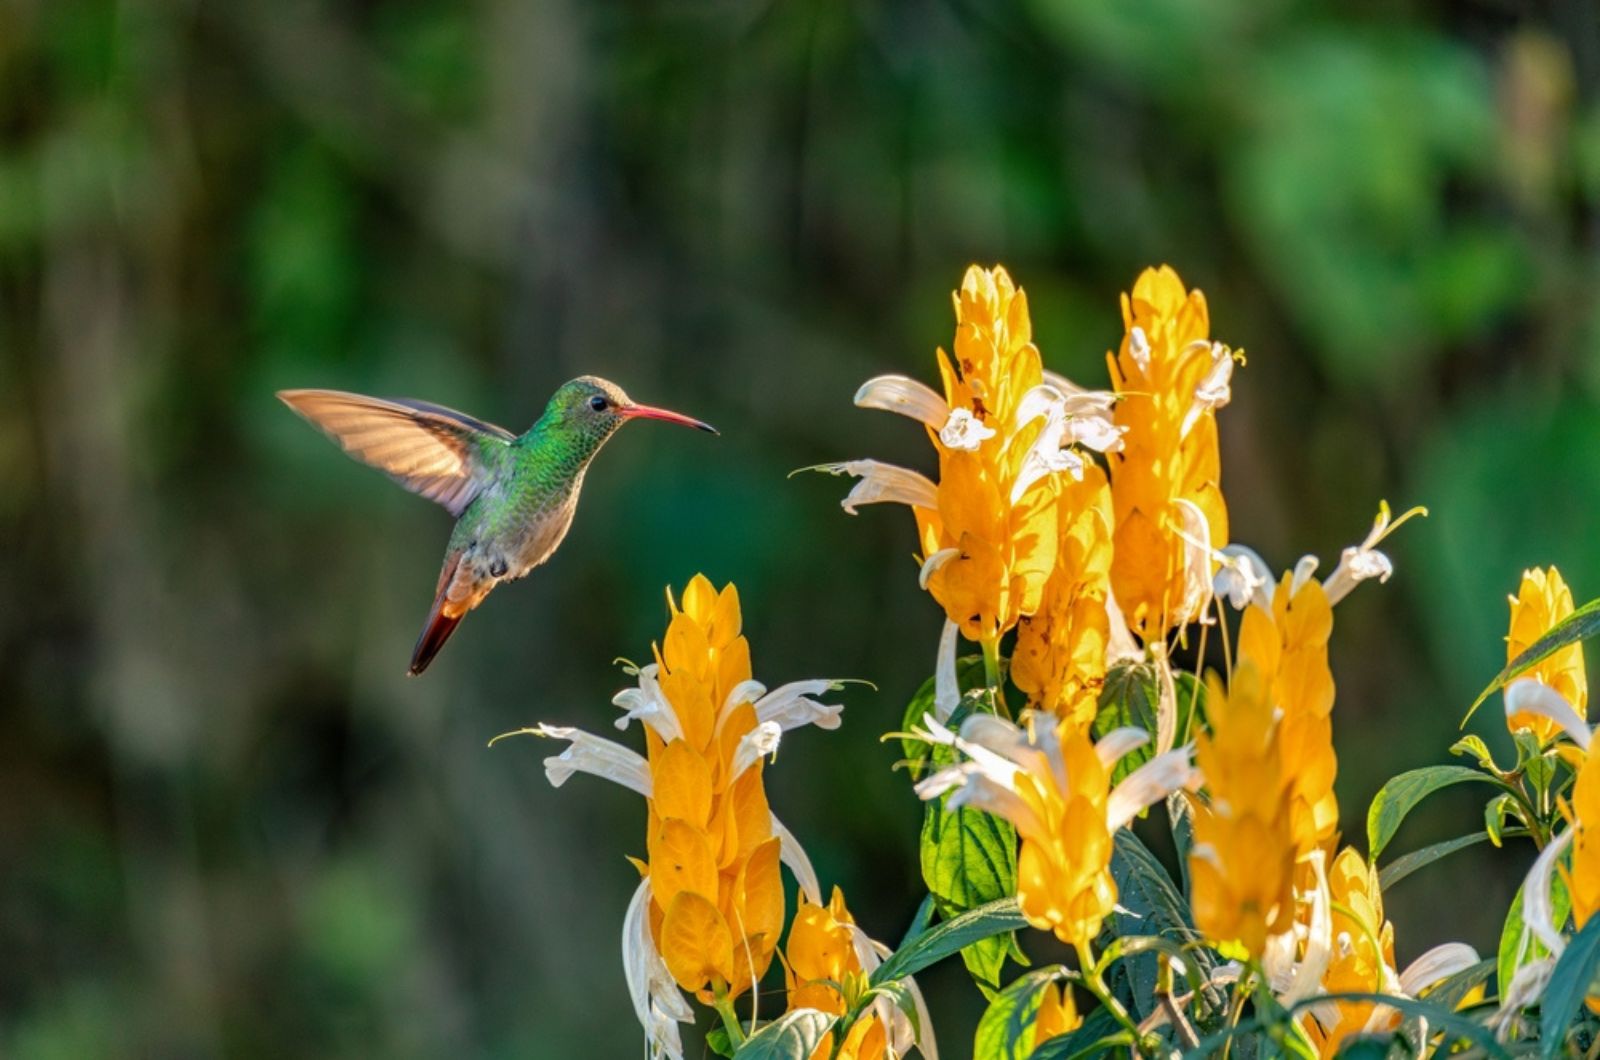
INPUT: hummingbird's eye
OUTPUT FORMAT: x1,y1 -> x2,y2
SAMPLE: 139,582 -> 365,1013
588,395 -> 608,412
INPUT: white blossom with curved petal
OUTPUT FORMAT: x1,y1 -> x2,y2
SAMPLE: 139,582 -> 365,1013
810,460 -> 939,515
939,407 -> 996,451
1505,678 -> 1592,750
854,374 -> 951,430
623,877 -> 693,1060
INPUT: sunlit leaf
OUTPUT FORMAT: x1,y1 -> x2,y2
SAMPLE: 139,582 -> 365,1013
973,967 -> 1069,1060
1366,765 -> 1498,859
732,1009 -> 836,1059
870,898 -> 1027,986
1497,868 -> 1571,1011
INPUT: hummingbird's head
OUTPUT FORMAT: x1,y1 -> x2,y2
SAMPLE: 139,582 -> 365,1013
546,376 -> 718,446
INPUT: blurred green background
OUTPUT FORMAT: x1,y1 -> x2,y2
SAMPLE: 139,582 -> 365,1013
3,0 -> 1599,1055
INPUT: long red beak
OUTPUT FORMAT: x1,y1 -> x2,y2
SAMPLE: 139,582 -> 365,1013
621,403 -> 718,435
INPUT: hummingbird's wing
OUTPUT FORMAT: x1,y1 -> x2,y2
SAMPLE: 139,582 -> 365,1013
277,389 -> 515,516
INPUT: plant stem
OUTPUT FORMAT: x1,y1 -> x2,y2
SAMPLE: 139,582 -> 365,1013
981,636 -> 1010,719
1075,941 -> 1146,1055
712,984 -> 745,1050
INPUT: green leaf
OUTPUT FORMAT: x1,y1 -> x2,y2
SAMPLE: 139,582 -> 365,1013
1541,914 -> 1600,1057
1183,991 -> 1513,1059
1366,765 -> 1498,859
1377,831 -> 1492,891
1419,957 -> 1494,1012
1168,792 -> 1196,899
1173,671 -> 1207,747
1466,595 -> 1600,725
731,1009 -> 836,1060
1107,829 -> 1214,1020
920,708 -> 1021,988
1497,867 -> 1571,1010
706,1026 -> 735,1057
973,967 -> 1069,1060
1096,662 -> 1161,785
897,894 -> 937,952
1030,1007 -> 1125,1059
900,656 -> 985,777
870,897 -> 1027,986
1485,793 -> 1517,848
1450,734 -> 1497,771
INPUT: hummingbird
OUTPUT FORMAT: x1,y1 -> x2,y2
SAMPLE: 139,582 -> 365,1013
278,376 -> 717,675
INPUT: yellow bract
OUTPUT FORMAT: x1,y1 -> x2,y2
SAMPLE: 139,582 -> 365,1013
1012,467 -> 1115,726
915,265 -> 1059,643
1302,848 -> 1398,1056
784,888 -> 886,1060
1105,265 -> 1231,639
1237,573 -> 1339,858
1014,720 -> 1118,951
644,575 -> 784,1002
1506,566 -> 1588,743
1568,744 -> 1600,998
1189,664 -> 1296,958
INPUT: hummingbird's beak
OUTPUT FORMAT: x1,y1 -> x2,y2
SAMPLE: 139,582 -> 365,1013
621,403 -> 719,435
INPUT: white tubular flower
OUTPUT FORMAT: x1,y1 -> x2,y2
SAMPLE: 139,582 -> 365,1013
753,679 -> 848,732
919,547 -> 960,588
1173,499 -> 1216,625
933,620 -> 960,722
1397,942 -> 1481,999
1491,829 -> 1573,1036
1277,851 -> 1333,1007
509,724 -> 653,799
1128,325 -> 1152,373
1007,381 -> 1122,503
939,407 -> 996,451
729,721 -> 783,781
1505,678 -> 1592,750
622,877 -> 693,1060
1214,544 -> 1274,611
771,815 -> 823,906
913,712 -> 1194,846
854,374 -> 951,430
613,664 -> 684,743
1180,341 -> 1238,439
809,460 -> 939,515
1104,591 -> 1144,666
1322,501 -> 1428,606
851,928 -> 940,1060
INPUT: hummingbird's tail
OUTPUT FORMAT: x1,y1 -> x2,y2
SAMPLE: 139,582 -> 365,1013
409,551 -> 467,676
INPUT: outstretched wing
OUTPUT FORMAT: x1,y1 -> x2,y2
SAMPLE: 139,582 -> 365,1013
278,389 -> 515,516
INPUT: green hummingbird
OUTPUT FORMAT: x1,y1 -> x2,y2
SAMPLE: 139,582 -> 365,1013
278,376 -> 717,675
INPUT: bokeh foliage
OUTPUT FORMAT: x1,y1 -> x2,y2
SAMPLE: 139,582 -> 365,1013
1,0 -> 1598,1055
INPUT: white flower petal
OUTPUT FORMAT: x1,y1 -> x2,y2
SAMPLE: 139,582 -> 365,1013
714,678 -> 768,735
1493,956 -> 1555,1035
613,664 -> 684,743
945,773 -> 1048,841
1094,727 -> 1151,769
623,877 -> 692,1060
1505,678 -> 1592,750
730,721 -> 783,781
1065,413 -> 1126,454
1278,850 -> 1333,1006
1180,342 -> 1235,439
1042,370 -> 1117,412
537,724 -> 652,798
1172,499 -> 1216,625
855,374 -> 950,429
933,620 -> 960,722
1105,748 -> 1197,831
939,407 -> 996,451
1104,592 -> 1143,665
754,679 -> 847,732
1214,545 -> 1274,611
771,815 -> 823,906
1522,828 -> 1573,957
920,547 -> 960,589
812,460 -> 939,514
1128,326 -> 1151,373
1399,942 -> 1480,998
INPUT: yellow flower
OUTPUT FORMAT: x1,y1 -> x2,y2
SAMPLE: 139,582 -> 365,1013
1506,566 -> 1587,744
1302,848 -> 1396,1055
1236,569 -> 1339,858
1189,663 -> 1296,959
1105,265 -> 1237,639
513,576 -> 851,1057
1301,848 -> 1480,1054
1034,982 -> 1082,1041
783,887 -> 933,1060
1012,467 -> 1116,726
823,266 -> 1121,653
1567,743 -> 1600,1019
916,711 -> 1197,951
